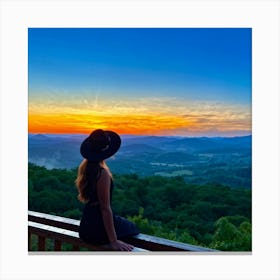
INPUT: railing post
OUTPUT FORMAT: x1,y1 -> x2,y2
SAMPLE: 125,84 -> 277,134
28,231 -> 31,251
54,240 -> 62,251
38,236 -> 46,251
28,232 -> 31,251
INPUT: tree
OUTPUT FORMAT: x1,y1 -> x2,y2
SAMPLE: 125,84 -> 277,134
210,217 -> 251,251
28,162 -> 252,251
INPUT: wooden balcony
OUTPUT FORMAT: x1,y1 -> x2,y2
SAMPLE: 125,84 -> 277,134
28,210 -> 218,252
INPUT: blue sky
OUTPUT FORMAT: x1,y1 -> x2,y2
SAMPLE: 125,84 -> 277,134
28,28 -> 252,136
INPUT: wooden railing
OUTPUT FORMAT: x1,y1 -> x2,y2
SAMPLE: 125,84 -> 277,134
28,211 -> 218,252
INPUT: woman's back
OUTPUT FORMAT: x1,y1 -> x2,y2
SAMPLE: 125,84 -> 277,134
77,129 -> 139,249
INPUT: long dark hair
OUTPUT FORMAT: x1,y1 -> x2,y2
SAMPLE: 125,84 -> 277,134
75,159 -> 112,203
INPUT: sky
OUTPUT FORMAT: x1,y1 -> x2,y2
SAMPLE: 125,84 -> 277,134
28,28 -> 252,136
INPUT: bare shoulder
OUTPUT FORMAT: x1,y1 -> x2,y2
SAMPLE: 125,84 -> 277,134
98,168 -> 111,184
96,168 -> 111,198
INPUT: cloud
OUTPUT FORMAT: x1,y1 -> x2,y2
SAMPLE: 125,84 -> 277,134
28,94 -> 251,136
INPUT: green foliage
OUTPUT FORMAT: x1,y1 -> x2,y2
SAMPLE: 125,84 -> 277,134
128,207 -> 199,245
63,209 -> 82,219
128,207 -> 156,234
210,217 -> 252,251
28,163 -> 82,218
28,163 -> 252,251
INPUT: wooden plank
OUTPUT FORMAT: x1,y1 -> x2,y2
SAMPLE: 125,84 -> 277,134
125,234 -> 219,252
131,247 -> 149,252
28,211 -> 79,225
28,211 -> 79,231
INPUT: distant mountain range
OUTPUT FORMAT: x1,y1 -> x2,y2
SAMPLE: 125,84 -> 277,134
28,134 -> 252,188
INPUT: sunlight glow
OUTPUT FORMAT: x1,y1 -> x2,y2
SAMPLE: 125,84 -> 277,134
28,96 -> 251,136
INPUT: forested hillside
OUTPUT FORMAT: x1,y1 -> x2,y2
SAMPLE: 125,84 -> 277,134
28,163 -> 251,251
29,134 -> 252,188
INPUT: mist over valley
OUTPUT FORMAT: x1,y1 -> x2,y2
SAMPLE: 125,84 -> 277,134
28,134 -> 252,188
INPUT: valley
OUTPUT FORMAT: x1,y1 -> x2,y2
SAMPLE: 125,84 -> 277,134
28,134 -> 252,188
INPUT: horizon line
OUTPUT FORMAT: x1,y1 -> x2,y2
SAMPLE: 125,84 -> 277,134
28,132 -> 252,138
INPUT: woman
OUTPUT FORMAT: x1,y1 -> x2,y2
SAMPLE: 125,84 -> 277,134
76,129 -> 139,251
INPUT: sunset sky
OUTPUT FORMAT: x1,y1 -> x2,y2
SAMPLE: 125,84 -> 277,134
28,28 -> 251,136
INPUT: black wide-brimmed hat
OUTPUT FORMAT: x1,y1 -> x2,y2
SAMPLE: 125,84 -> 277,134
80,129 -> 121,162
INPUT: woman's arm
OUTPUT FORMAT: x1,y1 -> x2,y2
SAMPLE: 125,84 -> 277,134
96,169 -> 134,251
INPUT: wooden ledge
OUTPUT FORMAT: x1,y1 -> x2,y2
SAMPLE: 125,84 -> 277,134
28,221 -> 148,252
28,210 -> 218,252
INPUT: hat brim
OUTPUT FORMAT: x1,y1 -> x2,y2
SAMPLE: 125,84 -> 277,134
80,130 -> 121,161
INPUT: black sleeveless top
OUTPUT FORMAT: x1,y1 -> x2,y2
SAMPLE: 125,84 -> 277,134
87,168 -> 113,206
79,168 -> 139,245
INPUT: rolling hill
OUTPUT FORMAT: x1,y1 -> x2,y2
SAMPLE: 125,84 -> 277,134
28,134 -> 252,188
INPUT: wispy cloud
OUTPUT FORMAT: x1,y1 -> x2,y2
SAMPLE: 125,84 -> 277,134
28,94 -> 251,136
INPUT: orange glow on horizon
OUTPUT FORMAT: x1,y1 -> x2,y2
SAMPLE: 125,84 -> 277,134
28,112 -> 195,135
28,111 -> 251,136
28,97 -> 251,136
